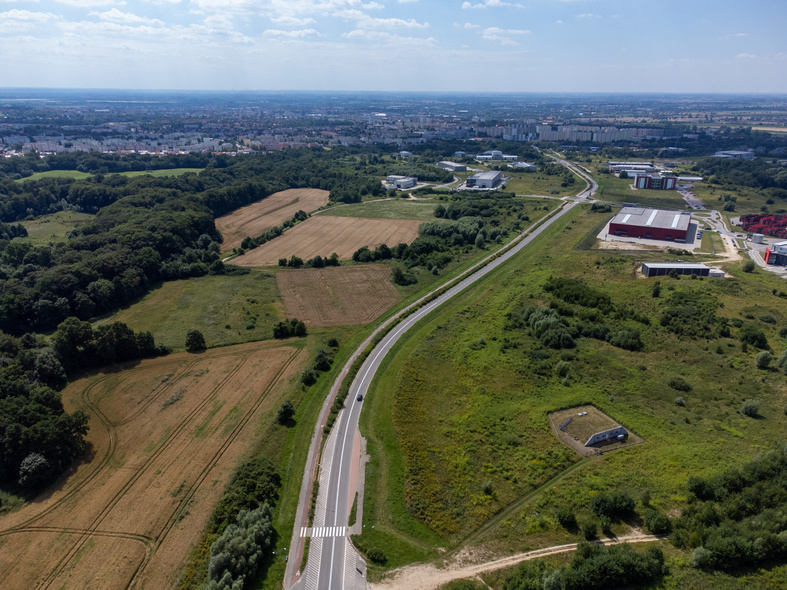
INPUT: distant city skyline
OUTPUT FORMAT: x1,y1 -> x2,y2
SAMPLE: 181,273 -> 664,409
1,0 -> 785,93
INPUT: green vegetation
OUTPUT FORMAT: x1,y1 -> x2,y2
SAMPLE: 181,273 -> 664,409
321,199 -> 438,220
120,167 -> 204,178
359,204 -> 787,582
15,169 -> 93,182
17,211 -> 93,245
97,272 -> 281,352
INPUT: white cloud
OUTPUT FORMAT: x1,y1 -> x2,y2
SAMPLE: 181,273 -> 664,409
342,29 -> 436,45
458,22 -> 480,28
55,0 -> 123,7
358,16 -> 429,28
576,12 -> 598,18
90,8 -> 162,24
263,27 -> 320,37
0,9 -> 57,31
463,0 -> 522,9
556,19 -> 562,24
719,32 -> 748,40
481,26 -> 529,45
735,53 -> 756,59
270,15 -> 315,26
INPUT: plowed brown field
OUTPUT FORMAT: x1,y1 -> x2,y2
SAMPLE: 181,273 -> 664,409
229,216 -> 422,267
0,341 -> 305,590
277,265 -> 400,326
216,188 -> 330,252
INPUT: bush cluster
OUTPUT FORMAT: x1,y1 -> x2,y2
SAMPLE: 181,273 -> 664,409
272,318 -> 306,339
675,448 -> 787,572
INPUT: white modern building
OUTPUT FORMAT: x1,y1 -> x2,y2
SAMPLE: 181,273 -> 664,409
476,150 -> 518,162
466,170 -> 503,189
509,162 -> 537,171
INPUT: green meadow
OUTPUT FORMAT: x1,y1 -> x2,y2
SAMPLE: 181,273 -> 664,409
356,204 -> 787,584
18,211 -> 95,244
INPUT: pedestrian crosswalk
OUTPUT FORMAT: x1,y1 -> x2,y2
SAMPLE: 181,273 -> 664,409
300,526 -> 347,538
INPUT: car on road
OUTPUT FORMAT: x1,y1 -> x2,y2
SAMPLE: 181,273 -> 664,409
357,394 -> 363,402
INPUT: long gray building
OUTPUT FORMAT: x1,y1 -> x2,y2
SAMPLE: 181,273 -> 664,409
585,426 -> 628,447
640,262 -> 710,277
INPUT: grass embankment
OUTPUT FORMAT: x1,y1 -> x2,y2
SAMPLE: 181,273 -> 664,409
18,211 -> 94,244
358,204 -> 787,584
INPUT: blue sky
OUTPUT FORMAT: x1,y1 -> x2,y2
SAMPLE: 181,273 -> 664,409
1,0 -> 785,92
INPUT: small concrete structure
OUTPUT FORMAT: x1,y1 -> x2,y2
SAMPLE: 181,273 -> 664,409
585,426 -> 628,447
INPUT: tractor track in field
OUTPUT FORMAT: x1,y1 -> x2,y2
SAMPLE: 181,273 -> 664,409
0,345 -> 300,590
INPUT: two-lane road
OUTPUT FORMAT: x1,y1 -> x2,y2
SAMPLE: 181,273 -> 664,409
292,162 -> 597,590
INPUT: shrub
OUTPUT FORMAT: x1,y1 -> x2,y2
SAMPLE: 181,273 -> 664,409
740,325 -> 768,349
555,361 -> 570,378
740,399 -> 761,417
18,452 -> 51,489
591,492 -> 636,520
185,329 -> 206,352
667,377 -> 692,392
690,546 -> 711,569
206,504 -> 274,590
674,396 -> 685,406
276,401 -> 294,425
582,520 -> 597,540
742,259 -> 755,272
755,350 -> 773,369
643,509 -> 672,535
555,506 -> 577,530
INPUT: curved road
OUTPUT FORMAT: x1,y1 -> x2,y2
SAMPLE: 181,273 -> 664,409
289,163 -> 596,590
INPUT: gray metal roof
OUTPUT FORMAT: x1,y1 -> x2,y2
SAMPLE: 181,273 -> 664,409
641,262 -> 709,270
611,207 -> 691,232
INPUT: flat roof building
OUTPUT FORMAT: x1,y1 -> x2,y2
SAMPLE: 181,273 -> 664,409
634,174 -> 677,190
476,150 -> 517,161
715,150 -> 754,160
609,207 -> 692,242
641,262 -> 710,277
437,161 -> 467,172
466,170 -> 503,189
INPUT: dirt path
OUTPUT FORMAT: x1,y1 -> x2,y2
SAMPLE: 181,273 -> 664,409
370,532 -> 659,590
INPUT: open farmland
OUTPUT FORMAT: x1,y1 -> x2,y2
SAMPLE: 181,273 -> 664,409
277,265 -> 400,327
216,188 -> 330,252
0,341 -> 304,590
229,216 -> 422,267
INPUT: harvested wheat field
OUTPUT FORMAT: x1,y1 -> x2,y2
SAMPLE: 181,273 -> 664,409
278,265 -> 400,326
230,216 -> 422,267
0,341 -> 305,590
216,188 -> 330,252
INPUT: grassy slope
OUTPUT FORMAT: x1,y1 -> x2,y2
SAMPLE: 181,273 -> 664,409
358,204 -> 787,584
18,211 -> 95,244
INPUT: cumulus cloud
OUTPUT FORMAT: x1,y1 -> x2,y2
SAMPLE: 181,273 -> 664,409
90,8 -> 162,24
55,0 -> 123,7
576,12 -> 598,18
270,15 -> 316,26
735,53 -> 756,59
481,26 -> 529,45
0,9 -> 58,31
263,27 -> 320,37
342,28 -> 435,45
462,0 -> 522,9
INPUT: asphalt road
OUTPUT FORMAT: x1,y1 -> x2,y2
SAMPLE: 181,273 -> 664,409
294,161 -> 596,590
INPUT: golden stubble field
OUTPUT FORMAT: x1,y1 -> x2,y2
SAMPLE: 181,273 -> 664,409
216,188 -> 330,252
0,341 -> 305,590
229,216 -> 422,267
277,265 -> 400,327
